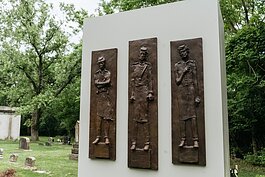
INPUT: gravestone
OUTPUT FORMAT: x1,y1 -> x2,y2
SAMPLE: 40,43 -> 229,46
48,137 -> 54,143
69,120 -> 80,160
63,136 -> 71,145
45,142 -> 52,146
25,157 -> 36,168
0,148 -> 3,160
75,121 -> 80,143
19,137 -> 30,150
9,154 -> 18,162
69,143 -> 79,160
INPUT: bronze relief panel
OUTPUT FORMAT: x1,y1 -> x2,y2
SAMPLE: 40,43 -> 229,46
128,38 -> 158,170
171,38 -> 206,166
89,48 -> 117,161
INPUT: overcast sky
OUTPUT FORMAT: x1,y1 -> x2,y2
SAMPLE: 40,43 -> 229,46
44,0 -> 104,42
46,0 -> 102,15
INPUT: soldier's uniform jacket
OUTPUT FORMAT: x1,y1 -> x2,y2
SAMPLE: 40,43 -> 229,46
131,61 -> 153,93
175,59 -> 197,86
174,59 -> 197,120
94,69 -> 111,93
94,69 -> 112,119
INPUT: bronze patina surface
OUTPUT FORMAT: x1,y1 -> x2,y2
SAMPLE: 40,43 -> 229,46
89,48 -> 117,161
128,38 -> 158,170
171,38 -> 206,166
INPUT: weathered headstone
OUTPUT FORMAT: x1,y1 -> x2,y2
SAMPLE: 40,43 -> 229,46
0,148 -> 3,160
63,136 -> 71,145
19,137 -> 30,150
69,143 -> 79,160
48,137 -> 54,143
75,121 -> 80,143
70,120 -> 80,160
9,154 -> 18,162
45,142 -> 52,146
25,157 -> 36,168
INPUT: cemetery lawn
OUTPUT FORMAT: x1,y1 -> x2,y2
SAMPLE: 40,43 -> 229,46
2,138 -> 265,177
231,158 -> 265,177
0,137 -> 78,177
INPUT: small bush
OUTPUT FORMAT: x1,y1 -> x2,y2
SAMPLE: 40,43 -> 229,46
0,169 -> 16,177
245,149 -> 265,167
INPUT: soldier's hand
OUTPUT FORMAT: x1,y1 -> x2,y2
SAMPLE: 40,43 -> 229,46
130,95 -> 135,102
184,66 -> 191,73
195,96 -> 200,105
147,93 -> 154,101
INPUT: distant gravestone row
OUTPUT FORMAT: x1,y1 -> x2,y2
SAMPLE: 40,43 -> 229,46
0,148 -> 3,160
0,149 -> 36,169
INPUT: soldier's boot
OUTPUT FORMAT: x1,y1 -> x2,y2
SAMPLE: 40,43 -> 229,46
104,137 -> 110,145
130,141 -> 136,150
143,142 -> 150,151
193,138 -> 199,148
92,136 -> 100,144
179,138 -> 186,147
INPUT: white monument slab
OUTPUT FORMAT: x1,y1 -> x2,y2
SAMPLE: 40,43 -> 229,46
0,106 -> 21,140
79,0 -> 229,176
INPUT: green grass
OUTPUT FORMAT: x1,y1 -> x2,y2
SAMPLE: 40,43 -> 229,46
0,137 -> 78,177
231,158 -> 265,177
1,137 -> 265,177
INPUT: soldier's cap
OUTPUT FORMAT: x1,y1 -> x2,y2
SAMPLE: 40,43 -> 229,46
97,56 -> 106,63
140,46 -> 148,52
178,44 -> 189,52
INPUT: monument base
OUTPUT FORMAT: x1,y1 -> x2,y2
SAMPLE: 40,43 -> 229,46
129,149 -> 151,169
179,146 -> 199,163
94,143 -> 110,159
69,154 -> 79,160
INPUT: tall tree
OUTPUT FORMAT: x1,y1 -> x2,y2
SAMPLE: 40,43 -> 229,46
220,0 -> 265,35
0,0 -> 86,140
220,0 -> 265,154
226,21 -> 265,154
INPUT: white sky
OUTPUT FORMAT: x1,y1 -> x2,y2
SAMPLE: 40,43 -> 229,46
46,0 -> 102,15
44,0 -> 103,43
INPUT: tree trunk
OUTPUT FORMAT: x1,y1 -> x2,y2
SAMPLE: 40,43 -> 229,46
251,127 -> 257,154
31,108 -> 41,141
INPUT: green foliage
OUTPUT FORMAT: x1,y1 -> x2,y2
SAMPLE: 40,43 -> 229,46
98,0 -> 180,15
0,0 -> 87,140
220,0 -> 265,35
40,78 -> 80,137
225,3 -> 265,153
245,149 -> 265,167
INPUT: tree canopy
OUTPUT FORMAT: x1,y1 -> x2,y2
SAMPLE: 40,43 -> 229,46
0,0 -> 87,140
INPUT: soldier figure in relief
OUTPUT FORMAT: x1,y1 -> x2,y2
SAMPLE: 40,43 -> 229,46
174,44 -> 200,148
130,46 -> 154,151
93,56 -> 113,145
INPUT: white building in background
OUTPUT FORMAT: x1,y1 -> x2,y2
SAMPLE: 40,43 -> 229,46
0,106 -> 21,140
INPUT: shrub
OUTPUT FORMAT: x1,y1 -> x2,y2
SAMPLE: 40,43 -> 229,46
0,169 -> 16,177
245,149 -> 265,167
